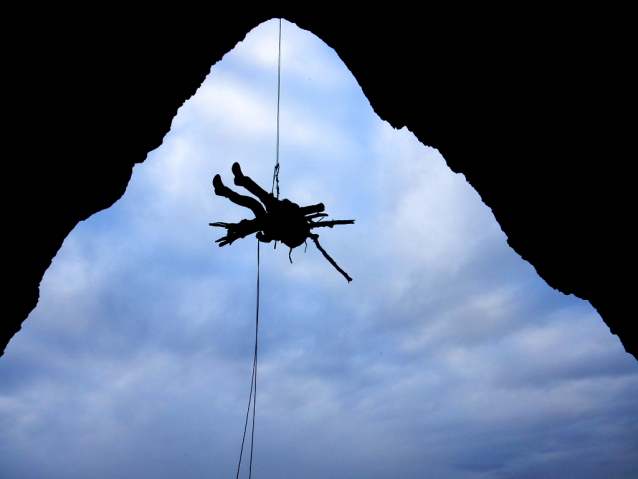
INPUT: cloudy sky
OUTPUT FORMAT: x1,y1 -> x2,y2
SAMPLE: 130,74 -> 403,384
1,20 -> 637,479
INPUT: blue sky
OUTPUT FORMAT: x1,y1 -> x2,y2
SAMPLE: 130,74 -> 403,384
1,19 -> 637,479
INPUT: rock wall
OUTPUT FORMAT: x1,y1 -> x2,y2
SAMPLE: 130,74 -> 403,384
4,6 -> 633,359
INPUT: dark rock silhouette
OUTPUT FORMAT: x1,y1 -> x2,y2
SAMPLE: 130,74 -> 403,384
3,7 -> 634,359
210,163 -> 354,281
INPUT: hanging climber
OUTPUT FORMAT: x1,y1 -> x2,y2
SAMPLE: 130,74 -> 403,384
210,162 -> 355,282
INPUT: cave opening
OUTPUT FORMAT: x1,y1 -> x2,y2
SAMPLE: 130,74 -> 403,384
1,19 -> 637,479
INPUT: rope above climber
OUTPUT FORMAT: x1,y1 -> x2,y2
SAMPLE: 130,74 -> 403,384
210,162 -> 354,282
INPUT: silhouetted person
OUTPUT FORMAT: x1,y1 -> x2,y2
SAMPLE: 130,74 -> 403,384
210,162 -> 354,281
213,162 -> 324,248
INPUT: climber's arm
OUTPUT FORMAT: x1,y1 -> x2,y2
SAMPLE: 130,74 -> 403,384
210,218 -> 262,246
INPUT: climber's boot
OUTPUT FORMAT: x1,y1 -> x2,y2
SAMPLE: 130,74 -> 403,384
232,162 -> 247,187
213,174 -> 231,197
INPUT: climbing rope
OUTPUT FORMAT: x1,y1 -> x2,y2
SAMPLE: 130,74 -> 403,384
271,18 -> 282,200
236,18 -> 282,479
236,240 -> 259,479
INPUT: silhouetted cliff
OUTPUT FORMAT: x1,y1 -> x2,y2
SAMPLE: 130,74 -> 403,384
4,6 -> 633,359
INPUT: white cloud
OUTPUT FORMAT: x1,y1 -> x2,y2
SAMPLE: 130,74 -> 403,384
233,19 -> 355,90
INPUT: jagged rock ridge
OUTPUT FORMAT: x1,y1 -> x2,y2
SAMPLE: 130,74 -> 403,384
4,6 -> 633,359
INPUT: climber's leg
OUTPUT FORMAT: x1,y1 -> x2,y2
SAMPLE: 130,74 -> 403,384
213,175 -> 266,218
232,162 -> 277,210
